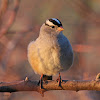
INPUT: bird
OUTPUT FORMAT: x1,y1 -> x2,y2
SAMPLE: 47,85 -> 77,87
27,18 -> 73,88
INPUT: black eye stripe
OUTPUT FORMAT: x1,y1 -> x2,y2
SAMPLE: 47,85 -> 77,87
45,23 -> 49,26
45,23 -> 55,28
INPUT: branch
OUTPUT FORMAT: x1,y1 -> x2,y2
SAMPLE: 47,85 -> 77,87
0,0 -> 21,38
0,73 -> 100,96
66,0 -> 100,25
0,28 -> 33,70
0,0 -> 8,19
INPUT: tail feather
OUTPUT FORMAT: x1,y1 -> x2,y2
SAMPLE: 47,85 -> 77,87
37,74 -> 52,86
43,75 -> 52,81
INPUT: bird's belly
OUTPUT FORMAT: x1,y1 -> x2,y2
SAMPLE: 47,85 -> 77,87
39,46 -> 73,75
28,42 -> 73,76
36,46 -> 62,75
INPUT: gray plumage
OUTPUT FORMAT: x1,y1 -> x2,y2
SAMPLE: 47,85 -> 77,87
28,18 -> 73,76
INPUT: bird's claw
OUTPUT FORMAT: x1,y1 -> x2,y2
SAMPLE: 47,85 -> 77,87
56,73 -> 62,86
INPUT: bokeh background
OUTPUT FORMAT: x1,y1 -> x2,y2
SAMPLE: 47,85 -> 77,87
0,0 -> 100,100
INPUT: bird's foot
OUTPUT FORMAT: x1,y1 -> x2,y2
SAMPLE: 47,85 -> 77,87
40,80 -> 43,89
40,74 -> 43,89
56,73 -> 62,87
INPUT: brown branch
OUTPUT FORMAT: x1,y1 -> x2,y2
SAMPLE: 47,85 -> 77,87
0,28 -> 33,70
72,44 -> 100,53
0,0 -> 21,38
66,0 -> 100,25
0,73 -> 100,96
0,0 -> 8,19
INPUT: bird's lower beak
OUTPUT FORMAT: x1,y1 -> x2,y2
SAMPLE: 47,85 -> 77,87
57,27 -> 64,31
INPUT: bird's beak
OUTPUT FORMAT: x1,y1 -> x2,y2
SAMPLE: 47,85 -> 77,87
57,26 -> 64,31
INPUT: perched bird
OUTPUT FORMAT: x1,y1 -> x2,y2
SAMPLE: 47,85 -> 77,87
28,18 -> 73,88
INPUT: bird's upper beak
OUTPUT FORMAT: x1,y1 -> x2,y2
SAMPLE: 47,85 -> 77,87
57,26 -> 64,31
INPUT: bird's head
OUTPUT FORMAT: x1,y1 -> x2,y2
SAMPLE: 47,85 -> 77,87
40,18 -> 64,35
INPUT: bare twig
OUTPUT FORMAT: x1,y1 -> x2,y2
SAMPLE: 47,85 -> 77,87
0,0 -> 21,38
66,0 -> 100,25
0,73 -> 100,96
0,0 -> 8,19
72,44 -> 100,53
0,28 -> 33,70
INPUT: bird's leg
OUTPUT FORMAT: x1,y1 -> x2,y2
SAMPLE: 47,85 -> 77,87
56,72 -> 62,86
40,74 -> 43,89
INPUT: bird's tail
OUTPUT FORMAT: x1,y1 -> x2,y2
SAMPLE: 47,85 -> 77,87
43,75 -> 52,81
37,75 -> 52,86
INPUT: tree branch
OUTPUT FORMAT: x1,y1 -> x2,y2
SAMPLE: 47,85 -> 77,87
0,0 -> 8,19
0,73 -> 100,96
66,0 -> 100,25
0,0 -> 21,38
0,28 -> 33,70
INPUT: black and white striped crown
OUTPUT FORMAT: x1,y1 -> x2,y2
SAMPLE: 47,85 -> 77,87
46,18 -> 62,27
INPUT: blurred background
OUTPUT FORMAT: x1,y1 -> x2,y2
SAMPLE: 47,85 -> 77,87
0,0 -> 100,100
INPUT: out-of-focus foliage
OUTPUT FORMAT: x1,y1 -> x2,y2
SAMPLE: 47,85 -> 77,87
0,0 -> 100,100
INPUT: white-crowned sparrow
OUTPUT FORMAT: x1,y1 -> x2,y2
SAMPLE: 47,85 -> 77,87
28,18 -> 73,88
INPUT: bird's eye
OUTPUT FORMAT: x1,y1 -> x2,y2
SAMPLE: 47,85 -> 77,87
51,26 -> 55,28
